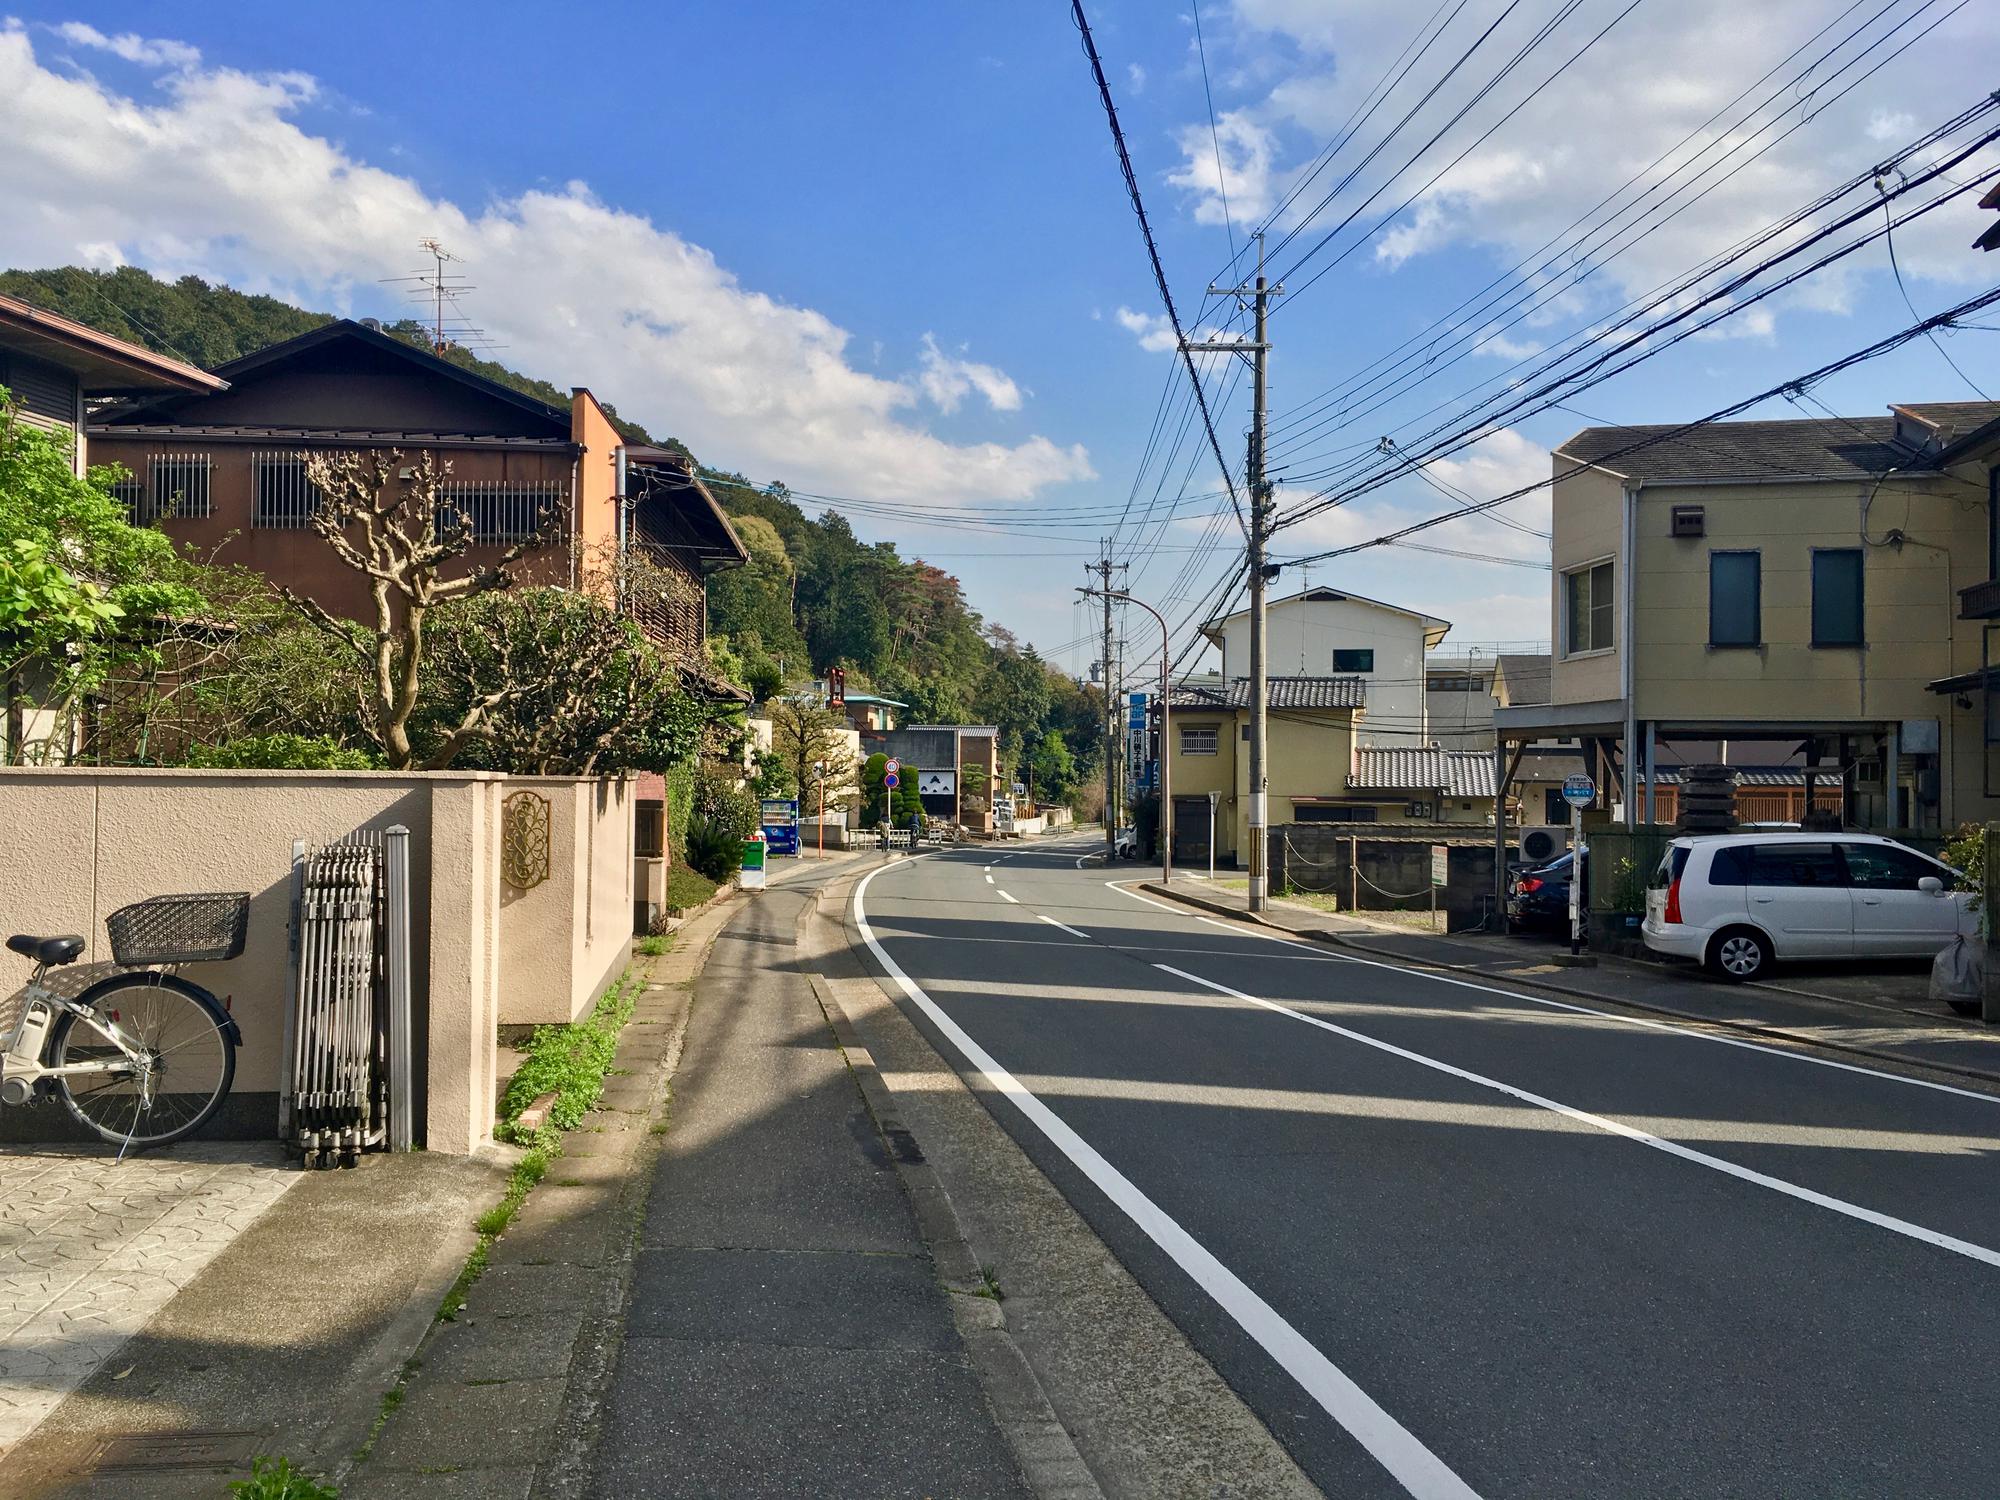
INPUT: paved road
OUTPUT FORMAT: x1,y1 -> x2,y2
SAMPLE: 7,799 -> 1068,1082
853,838 -> 2000,1499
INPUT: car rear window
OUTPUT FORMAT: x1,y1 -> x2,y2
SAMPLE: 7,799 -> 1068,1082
1649,846 -> 1689,889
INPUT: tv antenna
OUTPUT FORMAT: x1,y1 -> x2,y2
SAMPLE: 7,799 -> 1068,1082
379,239 -> 501,355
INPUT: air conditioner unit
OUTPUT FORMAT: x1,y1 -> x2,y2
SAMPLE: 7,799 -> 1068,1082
1518,825 -> 1570,864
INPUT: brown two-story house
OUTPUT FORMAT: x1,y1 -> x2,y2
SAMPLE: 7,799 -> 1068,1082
88,319 -> 747,671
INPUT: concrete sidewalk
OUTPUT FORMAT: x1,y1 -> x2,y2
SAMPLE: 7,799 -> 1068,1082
1143,876 -> 2000,1088
584,866 -> 1033,1499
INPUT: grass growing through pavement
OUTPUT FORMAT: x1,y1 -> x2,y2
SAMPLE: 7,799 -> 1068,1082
228,1456 -> 339,1499
428,972 -> 640,1324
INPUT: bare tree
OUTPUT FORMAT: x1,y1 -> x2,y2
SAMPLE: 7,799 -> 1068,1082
287,448 -> 554,769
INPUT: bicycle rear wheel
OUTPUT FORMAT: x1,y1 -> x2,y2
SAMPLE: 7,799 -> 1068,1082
49,973 -> 236,1149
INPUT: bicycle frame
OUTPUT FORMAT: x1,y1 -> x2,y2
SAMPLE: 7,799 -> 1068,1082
0,969 -> 152,1105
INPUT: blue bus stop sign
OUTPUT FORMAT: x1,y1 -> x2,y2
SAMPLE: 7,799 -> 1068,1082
1561,773 -> 1596,809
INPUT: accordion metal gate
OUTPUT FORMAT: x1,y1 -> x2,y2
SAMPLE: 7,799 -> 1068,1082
284,826 -> 414,1165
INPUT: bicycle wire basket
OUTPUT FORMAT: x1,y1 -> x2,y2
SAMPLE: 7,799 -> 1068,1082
105,893 -> 251,966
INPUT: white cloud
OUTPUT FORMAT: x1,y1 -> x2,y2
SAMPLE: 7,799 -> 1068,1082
1115,305 -> 1179,353
1128,62 -> 1147,94
53,21 -> 200,70
1166,109 -> 1278,226
0,25 -> 1091,504
1199,0 -> 1996,320
915,333 -> 1023,414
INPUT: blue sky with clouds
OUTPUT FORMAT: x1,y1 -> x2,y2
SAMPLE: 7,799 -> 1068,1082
3,2 -> 1995,674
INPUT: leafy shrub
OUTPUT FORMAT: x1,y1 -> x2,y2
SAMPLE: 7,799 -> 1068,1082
186,733 -> 379,770
685,815 -> 746,882
665,864 -> 718,911
229,1456 -> 338,1500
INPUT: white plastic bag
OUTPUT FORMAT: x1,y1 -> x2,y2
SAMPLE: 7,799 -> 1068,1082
1930,934 -> 1985,1014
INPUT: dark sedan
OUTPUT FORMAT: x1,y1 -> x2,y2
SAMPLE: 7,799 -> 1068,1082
1507,851 -> 1583,932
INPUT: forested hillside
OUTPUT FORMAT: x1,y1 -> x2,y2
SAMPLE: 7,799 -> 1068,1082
3,265 -> 1104,799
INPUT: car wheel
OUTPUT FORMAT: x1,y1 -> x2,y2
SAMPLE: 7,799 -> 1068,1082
1706,926 -> 1770,983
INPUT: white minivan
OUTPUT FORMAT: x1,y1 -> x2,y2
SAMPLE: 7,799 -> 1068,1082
1642,833 -> 1975,981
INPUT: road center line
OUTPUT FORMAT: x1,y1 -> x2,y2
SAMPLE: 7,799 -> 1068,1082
998,890 -> 1019,904
1155,963 -> 2000,1272
1110,884 -> 2000,1108
1038,914 -> 1090,939
853,861 -> 1482,1500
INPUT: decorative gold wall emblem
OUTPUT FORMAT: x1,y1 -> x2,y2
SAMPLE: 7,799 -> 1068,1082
502,791 -> 552,890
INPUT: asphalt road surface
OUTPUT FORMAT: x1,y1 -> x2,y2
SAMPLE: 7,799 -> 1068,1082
852,837 -> 2000,1500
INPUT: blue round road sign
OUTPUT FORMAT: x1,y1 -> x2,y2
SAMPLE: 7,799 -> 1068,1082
884,771 -> 899,789
1561,773 -> 1596,809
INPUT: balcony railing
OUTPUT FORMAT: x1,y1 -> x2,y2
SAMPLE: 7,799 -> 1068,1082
1960,577 -> 2000,620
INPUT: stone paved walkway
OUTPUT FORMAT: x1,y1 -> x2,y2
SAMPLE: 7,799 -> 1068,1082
0,1144 -> 295,1460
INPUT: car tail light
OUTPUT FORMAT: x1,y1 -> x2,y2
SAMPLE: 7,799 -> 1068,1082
1664,878 -> 1683,925
1520,877 -> 1544,894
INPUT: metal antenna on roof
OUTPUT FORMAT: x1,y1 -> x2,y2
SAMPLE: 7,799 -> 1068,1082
378,239 -> 499,356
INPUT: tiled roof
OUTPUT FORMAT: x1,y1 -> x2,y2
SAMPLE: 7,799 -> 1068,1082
1350,748 -> 1497,797
1555,402 -> 2000,483
1166,676 -> 1366,711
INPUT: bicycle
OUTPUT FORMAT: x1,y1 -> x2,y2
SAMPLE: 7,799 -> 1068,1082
2,893 -> 247,1154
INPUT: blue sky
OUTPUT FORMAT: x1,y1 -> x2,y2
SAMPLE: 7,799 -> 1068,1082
3,2 -> 1995,676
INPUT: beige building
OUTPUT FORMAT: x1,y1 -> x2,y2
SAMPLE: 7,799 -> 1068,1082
1496,401 -> 2000,831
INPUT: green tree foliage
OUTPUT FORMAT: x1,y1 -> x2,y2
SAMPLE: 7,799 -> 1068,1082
186,733 -> 380,770
0,393 -> 204,760
1026,730 -> 1079,802
421,587 -> 705,774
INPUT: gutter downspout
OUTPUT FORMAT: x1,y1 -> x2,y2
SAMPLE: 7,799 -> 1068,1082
1622,478 -> 1640,828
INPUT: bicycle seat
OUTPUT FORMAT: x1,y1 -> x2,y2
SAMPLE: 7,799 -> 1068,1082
7,935 -> 86,967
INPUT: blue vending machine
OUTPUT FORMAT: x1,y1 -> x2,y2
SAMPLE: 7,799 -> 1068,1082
760,798 -> 801,856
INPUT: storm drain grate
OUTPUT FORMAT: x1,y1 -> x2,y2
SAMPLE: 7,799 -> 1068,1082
89,1428 -> 257,1473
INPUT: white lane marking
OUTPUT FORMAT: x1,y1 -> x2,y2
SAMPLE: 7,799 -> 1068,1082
1109,884 -> 2000,1108
985,874 -> 995,884
1038,914 -> 1091,939
854,863 -> 1482,1500
1198,914 -> 1320,949
998,890 -> 1020,904
1104,880 -> 1184,913
1157,963 -> 2000,1272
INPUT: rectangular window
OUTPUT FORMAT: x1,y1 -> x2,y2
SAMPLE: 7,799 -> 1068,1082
437,479 -> 565,546
1295,805 -> 1378,823
1812,549 -> 1864,647
1708,550 -> 1761,647
1179,725 -> 1219,756
108,477 -> 145,523
146,453 -> 212,520
1331,648 -> 1375,673
1565,560 -> 1614,654
1745,842 -> 1846,888
252,453 -> 322,529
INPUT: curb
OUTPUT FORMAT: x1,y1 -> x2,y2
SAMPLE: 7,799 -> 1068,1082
1136,880 -> 2000,1092
801,879 -> 1105,1500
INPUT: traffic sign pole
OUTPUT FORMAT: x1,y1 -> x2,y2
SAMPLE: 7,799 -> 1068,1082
1561,774 -> 1596,956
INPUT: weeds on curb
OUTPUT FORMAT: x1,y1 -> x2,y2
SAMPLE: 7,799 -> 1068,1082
228,1455 -> 339,1499
635,934 -> 670,957
496,975 -> 639,1136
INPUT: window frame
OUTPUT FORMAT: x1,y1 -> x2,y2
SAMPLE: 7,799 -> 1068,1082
1563,557 -> 1616,656
1707,548 -> 1762,649
1178,724 -> 1220,757
1331,648 -> 1375,674
1810,546 -> 1865,649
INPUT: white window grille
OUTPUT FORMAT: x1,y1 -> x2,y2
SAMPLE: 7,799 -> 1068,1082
1179,725 -> 1220,756
252,452 -> 323,529
436,480 -> 564,545
145,453 -> 212,521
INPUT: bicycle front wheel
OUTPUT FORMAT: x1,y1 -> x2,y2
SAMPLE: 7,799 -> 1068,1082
50,973 -> 237,1149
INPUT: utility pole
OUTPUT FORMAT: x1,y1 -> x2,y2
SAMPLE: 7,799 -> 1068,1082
1086,547 -> 1126,855
1189,232 -> 1281,911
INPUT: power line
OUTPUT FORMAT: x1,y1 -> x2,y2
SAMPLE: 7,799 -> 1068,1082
1879,170 -> 1991,399
1071,0 -> 1248,533
1282,280 -> 2000,571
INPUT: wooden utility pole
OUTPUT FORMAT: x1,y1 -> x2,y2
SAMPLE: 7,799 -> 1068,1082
1189,232 -> 1280,909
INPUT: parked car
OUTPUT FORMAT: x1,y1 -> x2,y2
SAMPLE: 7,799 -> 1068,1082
1642,833 -> 1974,981
1507,851 -> 1585,932
1113,826 -> 1140,859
